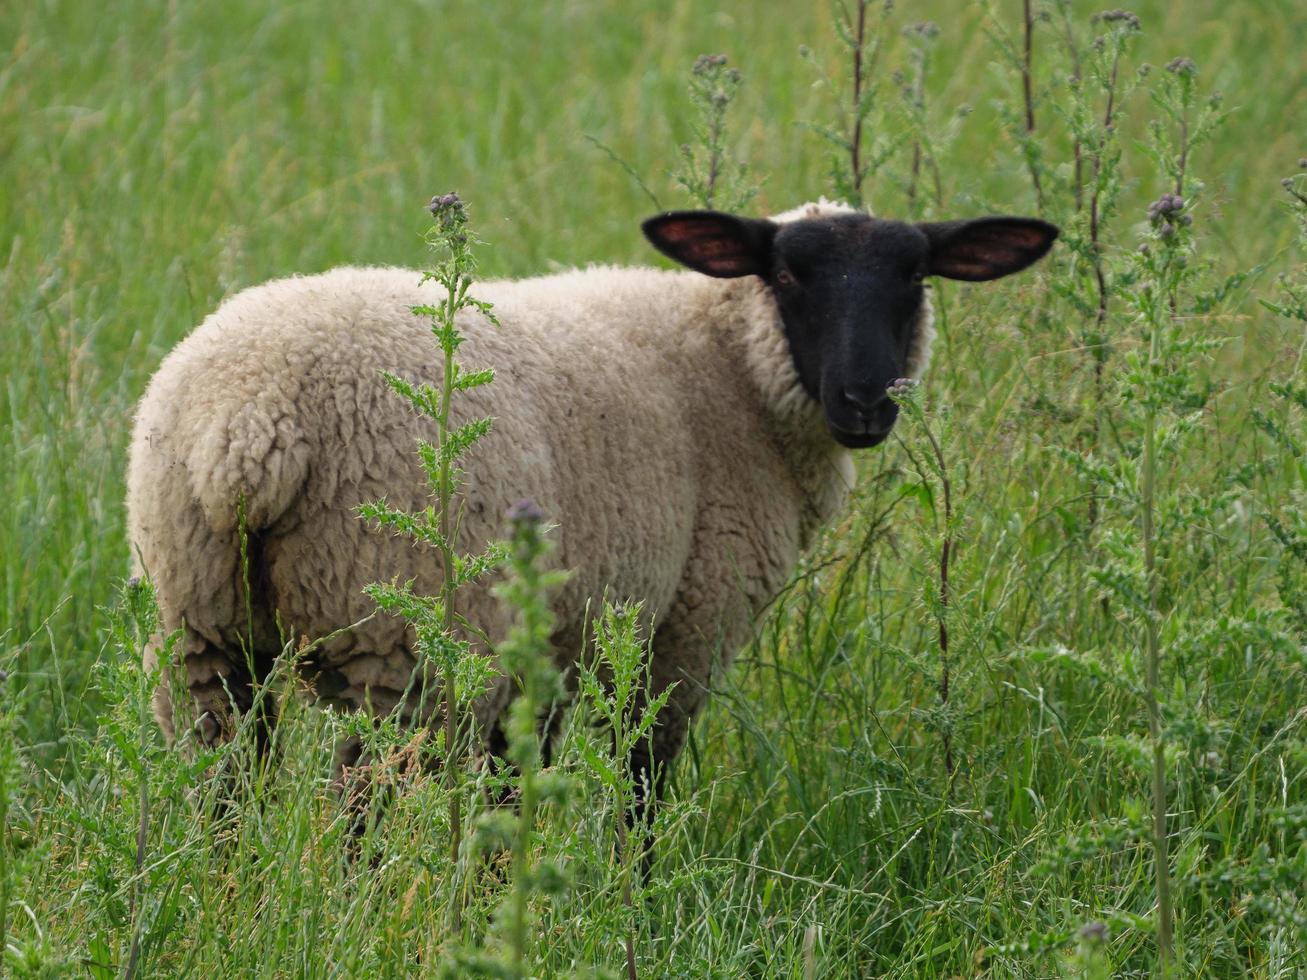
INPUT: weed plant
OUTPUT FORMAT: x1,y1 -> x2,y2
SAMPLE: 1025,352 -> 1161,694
4,0 -> 1307,976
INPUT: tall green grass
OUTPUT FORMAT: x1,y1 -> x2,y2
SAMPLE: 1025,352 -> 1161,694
3,0 -> 1307,975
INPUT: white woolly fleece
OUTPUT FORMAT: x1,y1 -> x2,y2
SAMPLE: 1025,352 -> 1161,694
127,201 -> 934,763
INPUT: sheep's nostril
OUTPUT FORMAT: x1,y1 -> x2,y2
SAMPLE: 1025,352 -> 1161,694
840,387 -> 888,414
839,387 -> 898,434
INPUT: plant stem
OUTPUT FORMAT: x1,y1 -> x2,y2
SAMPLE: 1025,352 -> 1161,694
921,418 -> 954,785
705,111 -> 722,208
1021,0 -> 1044,211
124,620 -> 151,980
849,0 -> 868,207
1141,301 -> 1174,974
0,713 -> 10,972
510,739 -> 538,977
1059,5 -> 1084,212
1089,41 -> 1123,346
619,755 -> 639,980
1175,107 -> 1189,198
438,282 -> 463,933
1086,41 -> 1124,530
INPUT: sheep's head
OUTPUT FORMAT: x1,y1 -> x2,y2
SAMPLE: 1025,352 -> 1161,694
643,207 -> 1058,448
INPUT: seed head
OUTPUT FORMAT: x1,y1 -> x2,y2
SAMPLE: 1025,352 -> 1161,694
428,192 -> 463,216
127,575 -> 142,589
1094,9 -> 1141,31
1166,56 -> 1198,77
692,53 -> 728,76
1147,192 -> 1185,226
1298,158 -> 1307,169
886,377 -> 917,398
507,498 -> 545,526
1078,920 -> 1109,944
905,21 -> 940,39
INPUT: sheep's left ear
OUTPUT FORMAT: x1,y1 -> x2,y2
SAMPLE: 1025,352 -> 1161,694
919,217 -> 1059,282
642,211 -> 777,278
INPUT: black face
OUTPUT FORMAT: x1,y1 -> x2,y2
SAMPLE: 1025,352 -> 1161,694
642,207 -> 1059,448
768,215 -> 929,447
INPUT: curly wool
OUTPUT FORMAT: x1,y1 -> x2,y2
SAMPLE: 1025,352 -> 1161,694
127,201 -> 934,761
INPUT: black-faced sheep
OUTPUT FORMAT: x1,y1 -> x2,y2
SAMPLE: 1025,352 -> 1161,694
126,200 -> 1057,811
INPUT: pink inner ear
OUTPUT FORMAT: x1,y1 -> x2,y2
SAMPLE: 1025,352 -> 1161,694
942,259 -> 995,277
1003,226 -> 1051,249
662,221 -> 751,267
694,238 -> 747,259
941,241 -> 1016,272
657,221 -> 706,243
657,218 -> 732,245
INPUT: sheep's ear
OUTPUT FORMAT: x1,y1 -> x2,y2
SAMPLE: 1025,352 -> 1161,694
919,217 -> 1059,282
642,211 -> 777,278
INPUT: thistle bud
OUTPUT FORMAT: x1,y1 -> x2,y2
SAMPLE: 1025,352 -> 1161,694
506,498 -> 545,526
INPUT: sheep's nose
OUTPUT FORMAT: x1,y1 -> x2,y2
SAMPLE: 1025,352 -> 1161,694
840,387 -> 886,413
841,387 -> 898,432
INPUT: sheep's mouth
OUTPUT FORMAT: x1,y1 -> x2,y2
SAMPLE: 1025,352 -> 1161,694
827,423 -> 892,449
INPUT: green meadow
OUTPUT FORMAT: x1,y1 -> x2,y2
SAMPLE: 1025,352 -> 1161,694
3,0 -> 1307,975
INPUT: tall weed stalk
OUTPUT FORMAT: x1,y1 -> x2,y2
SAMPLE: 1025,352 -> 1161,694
801,0 -> 898,210
358,192 -> 505,931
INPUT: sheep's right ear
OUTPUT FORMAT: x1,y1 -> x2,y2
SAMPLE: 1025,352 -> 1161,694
642,211 -> 777,278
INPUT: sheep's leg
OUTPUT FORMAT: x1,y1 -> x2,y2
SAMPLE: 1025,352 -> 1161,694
620,619 -> 718,877
148,632 -> 280,765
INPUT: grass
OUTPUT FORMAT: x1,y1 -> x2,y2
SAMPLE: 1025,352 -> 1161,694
3,0 -> 1307,975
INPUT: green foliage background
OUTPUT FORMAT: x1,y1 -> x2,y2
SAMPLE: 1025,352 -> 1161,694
3,0 -> 1307,975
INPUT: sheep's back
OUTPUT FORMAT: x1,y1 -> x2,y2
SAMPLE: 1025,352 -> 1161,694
128,265 -> 702,693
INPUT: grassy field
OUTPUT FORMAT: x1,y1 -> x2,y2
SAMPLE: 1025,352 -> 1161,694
3,0 -> 1307,975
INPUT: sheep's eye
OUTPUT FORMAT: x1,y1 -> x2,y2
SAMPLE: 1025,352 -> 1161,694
774,268 -> 797,288
911,270 -> 927,286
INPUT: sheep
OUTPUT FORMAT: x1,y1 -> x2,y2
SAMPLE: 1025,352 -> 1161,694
126,199 -> 1057,813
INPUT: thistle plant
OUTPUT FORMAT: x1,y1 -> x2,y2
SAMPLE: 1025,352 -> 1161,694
1056,9 -> 1142,387
451,502 -> 571,978
672,53 -> 758,212
801,0 -> 898,210
887,378 -> 960,787
358,192 -> 504,929
1259,166 -> 1307,644
1125,194 -> 1189,975
0,656 -> 16,970
1110,64 -> 1232,968
575,603 -> 672,977
588,51 -> 757,214
980,0 -> 1048,212
896,21 -> 951,216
